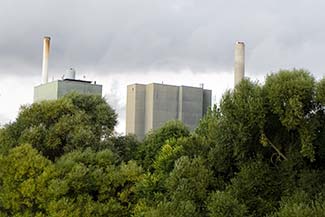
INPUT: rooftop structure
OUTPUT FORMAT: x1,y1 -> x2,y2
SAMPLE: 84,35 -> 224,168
34,37 -> 102,102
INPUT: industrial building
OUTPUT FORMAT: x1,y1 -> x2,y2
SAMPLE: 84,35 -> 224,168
35,36 -> 245,138
126,83 -> 211,139
34,75 -> 102,102
126,41 -> 245,139
34,37 -> 102,102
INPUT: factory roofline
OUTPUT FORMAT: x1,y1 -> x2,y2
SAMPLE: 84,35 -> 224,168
128,82 -> 210,90
34,78 -> 101,88
63,78 -> 92,83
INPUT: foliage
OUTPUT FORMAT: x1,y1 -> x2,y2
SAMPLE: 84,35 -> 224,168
219,79 -> 266,162
227,160 -> 282,216
271,191 -> 325,217
0,93 -> 116,160
207,191 -> 247,217
101,134 -> 140,163
136,120 -> 190,171
135,156 -> 211,217
0,144 -> 54,216
263,69 -> 317,161
1,69 -> 325,216
47,149 -> 143,216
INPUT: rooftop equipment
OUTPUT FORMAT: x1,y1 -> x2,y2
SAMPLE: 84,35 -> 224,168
65,68 -> 76,80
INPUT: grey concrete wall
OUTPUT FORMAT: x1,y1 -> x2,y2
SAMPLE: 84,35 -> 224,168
203,89 -> 212,115
145,84 -> 154,133
179,86 -> 203,131
126,84 -> 146,139
126,84 -> 137,135
125,83 -> 212,140
151,84 -> 179,131
34,81 -> 59,102
57,80 -> 102,98
34,80 -> 102,102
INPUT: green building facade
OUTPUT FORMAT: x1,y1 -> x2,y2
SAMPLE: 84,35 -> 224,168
34,79 -> 102,102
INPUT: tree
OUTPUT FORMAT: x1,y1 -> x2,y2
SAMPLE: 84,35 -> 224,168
314,78 -> 325,164
262,69 -> 317,161
136,120 -> 190,171
193,69 -> 324,216
152,135 -> 209,176
197,70 -> 320,175
0,144 -> 54,216
0,93 -> 117,160
165,156 -> 211,208
2,68 -> 325,217
196,79 -> 267,185
101,134 -> 140,163
207,191 -> 247,217
227,160 -> 282,217
46,149 -> 143,216
135,156 -> 211,217
270,191 -> 325,217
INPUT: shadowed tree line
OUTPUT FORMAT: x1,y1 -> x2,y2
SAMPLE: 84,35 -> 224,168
1,69 -> 325,216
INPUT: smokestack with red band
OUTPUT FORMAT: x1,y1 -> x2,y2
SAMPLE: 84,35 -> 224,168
42,36 -> 51,84
234,41 -> 245,87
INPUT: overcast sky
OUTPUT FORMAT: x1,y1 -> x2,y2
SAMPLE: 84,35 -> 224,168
1,0 -> 325,132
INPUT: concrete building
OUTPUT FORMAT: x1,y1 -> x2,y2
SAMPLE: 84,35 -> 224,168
126,83 -> 211,139
34,37 -> 102,102
34,78 -> 102,102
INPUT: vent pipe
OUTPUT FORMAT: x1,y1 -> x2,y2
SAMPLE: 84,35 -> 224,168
42,36 -> 51,84
234,41 -> 245,87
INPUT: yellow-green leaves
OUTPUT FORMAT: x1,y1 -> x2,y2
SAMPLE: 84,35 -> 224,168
0,144 -> 54,216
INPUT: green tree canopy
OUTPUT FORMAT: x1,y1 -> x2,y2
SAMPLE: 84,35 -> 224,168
0,144 -> 54,216
136,120 -> 190,171
0,93 -> 117,160
46,149 -> 143,216
2,69 -> 325,216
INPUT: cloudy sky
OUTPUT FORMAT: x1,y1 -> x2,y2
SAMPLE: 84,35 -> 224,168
1,0 -> 325,132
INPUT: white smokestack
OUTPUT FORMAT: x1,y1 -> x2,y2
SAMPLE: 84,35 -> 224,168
42,36 -> 51,84
234,41 -> 245,87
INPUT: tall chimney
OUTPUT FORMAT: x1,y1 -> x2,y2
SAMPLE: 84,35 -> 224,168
234,41 -> 245,87
42,36 -> 51,84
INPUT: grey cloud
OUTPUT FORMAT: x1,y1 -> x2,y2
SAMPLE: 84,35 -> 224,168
104,80 -> 125,124
0,113 -> 10,126
1,0 -> 325,77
